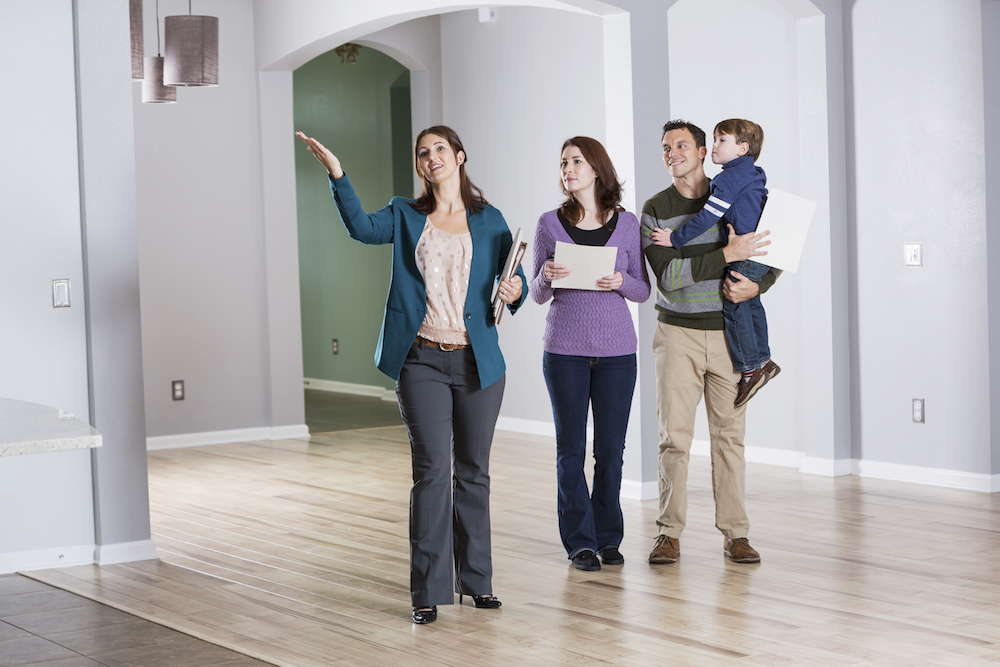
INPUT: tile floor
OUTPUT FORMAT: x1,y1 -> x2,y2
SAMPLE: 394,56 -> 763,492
0,574 -> 270,666
2,390 -> 384,667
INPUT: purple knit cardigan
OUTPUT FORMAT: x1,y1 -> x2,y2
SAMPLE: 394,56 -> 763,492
529,209 -> 651,357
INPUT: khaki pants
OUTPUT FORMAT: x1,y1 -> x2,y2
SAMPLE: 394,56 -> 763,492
653,322 -> 749,539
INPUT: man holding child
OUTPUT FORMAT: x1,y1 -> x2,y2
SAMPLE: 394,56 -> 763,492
640,119 -> 776,565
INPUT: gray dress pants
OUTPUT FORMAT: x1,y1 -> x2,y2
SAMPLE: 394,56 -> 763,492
396,341 -> 505,607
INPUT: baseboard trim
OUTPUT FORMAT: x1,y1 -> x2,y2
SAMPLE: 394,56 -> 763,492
800,456 -> 853,477
692,441 -> 996,492
147,425 -> 310,450
853,459 -> 995,492
620,479 -> 657,501
269,424 -> 311,440
1,545 -> 96,575
495,416 -> 594,440
95,539 -> 159,565
691,439 -> 805,468
495,417 -> 555,438
303,377 -> 397,402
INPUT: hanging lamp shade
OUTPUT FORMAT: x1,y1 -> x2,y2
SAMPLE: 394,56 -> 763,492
142,56 -> 177,104
130,0 -> 143,80
163,15 -> 218,87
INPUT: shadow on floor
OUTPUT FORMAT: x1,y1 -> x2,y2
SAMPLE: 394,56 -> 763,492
304,389 -> 402,434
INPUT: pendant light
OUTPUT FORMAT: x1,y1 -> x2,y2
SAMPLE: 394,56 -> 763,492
142,0 -> 177,104
130,0 -> 143,81
163,1 -> 218,87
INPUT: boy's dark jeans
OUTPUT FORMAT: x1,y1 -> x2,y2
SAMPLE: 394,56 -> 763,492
722,259 -> 771,373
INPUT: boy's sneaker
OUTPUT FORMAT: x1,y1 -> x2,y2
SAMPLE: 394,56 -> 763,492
734,368 -> 768,407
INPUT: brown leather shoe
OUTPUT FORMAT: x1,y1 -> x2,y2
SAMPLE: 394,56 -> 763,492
734,368 -> 768,407
724,537 -> 761,563
648,535 -> 679,563
762,359 -> 781,381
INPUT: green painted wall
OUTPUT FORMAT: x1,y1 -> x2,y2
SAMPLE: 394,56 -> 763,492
294,47 -> 410,390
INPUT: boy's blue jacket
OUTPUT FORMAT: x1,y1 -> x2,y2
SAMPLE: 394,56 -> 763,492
670,155 -> 768,248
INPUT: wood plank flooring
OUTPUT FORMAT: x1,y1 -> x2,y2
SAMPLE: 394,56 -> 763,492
24,422 -> 1000,666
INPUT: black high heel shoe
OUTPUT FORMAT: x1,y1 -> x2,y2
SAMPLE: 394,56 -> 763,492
412,605 -> 437,624
458,594 -> 502,609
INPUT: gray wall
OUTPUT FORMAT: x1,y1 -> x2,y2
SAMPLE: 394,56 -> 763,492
850,0 -> 989,473
439,6 -> 609,427
0,0 -> 96,564
1,0 -> 153,571
984,0 -> 1000,475
135,0 -> 275,438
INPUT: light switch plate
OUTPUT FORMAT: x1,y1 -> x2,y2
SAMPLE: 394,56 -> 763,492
904,242 -> 922,267
53,279 -> 70,307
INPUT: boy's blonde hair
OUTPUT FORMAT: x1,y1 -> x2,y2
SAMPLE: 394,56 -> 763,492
714,119 -> 764,161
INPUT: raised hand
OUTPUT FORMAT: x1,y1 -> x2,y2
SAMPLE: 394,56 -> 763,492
295,131 -> 344,178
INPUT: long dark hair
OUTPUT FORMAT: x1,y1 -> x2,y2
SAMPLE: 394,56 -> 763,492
410,125 -> 488,215
558,136 -> 623,227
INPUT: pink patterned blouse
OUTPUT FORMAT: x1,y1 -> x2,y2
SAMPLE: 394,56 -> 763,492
414,219 -> 472,345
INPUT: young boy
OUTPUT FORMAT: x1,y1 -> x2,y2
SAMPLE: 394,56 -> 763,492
650,118 -> 778,407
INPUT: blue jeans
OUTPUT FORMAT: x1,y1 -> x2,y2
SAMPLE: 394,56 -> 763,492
542,352 -> 636,557
722,259 -> 771,372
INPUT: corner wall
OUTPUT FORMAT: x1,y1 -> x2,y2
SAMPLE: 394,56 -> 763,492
850,0 -> 989,476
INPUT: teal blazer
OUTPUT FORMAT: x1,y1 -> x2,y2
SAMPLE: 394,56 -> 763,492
330,175 -> 526,389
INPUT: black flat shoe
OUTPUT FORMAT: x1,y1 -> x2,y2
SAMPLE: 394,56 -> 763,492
571,550 -> 601,571
412,606 -> 437,624
598,547 -> 625,565
459,594 -> 502,609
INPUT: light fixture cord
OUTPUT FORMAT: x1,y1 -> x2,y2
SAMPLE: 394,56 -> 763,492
156,0 -> 161,56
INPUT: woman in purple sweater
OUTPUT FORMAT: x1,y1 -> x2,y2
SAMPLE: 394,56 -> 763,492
530,137 -> 650,571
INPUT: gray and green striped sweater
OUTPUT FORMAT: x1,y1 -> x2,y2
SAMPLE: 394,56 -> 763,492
640,184 -> 776,331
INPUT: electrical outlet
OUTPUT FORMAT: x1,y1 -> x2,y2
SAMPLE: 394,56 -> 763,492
172,380 -> 185,401
332,339 -> 339,355
904,242 -> 922,267
912,398 -> 924,423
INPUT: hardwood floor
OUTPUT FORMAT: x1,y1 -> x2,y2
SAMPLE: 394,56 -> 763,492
23,407 -> 1000,666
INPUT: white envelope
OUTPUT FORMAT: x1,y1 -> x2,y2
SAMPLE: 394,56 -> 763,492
552,241 -> 618,291
754,188 -> 816,273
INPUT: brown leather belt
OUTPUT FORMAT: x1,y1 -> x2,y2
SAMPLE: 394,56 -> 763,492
415,336 -> 469,351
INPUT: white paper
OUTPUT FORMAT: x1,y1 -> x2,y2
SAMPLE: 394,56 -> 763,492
552,241 -> 618,291
753,188 -> 816,273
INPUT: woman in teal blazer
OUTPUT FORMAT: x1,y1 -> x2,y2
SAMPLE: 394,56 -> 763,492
296,126 -> 526,625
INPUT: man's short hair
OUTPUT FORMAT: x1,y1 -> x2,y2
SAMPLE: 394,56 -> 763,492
714,118 -> 764,161
662,120 -> 706,150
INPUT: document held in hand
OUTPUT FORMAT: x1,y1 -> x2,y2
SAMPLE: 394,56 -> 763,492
552,241 -> 618,290
492,227 -> 527,324
754,188 -> 816,273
